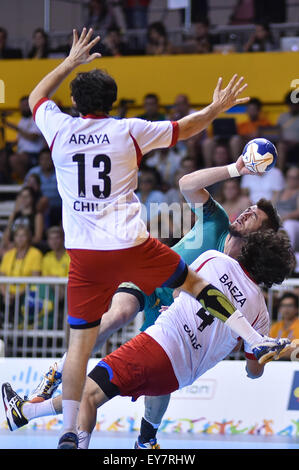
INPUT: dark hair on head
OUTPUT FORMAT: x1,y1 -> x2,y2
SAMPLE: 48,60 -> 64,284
19,185 -> 38,210
70,69 -> 117,116
237,229 -> 296,288
195,17 -> 210,27
147,21 -> 167,38
139,165 -> 162,188
20,95 -> 29,102
144,93 -> 159,102
0,27 -> 7,39
256,198 -> 281,232
279,292 -> 298,309
248,97 -> 262,109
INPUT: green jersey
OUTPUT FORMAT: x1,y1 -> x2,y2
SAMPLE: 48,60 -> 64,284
140,197 -> 230,330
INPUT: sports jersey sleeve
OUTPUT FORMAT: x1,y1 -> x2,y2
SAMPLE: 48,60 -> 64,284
128,118 -> 179,156
244,306 -> 270,360
190,195 -> 229,226
33,98 -> 72,149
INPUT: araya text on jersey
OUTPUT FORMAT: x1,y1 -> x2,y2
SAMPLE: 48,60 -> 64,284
219,273 -> 247,307
184,324 -> 201,350
69,133 -> 110,145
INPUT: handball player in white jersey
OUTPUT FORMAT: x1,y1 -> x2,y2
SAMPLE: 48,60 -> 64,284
2,229 -> 296,449
25,28 -> 290,448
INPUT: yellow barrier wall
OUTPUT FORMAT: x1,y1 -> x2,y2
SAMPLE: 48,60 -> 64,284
0,52 -> 298,110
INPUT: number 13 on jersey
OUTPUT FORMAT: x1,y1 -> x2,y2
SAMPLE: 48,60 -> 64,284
72,153 -> 112,199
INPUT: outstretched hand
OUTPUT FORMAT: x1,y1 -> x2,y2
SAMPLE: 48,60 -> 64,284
212,74 -> 250,113
67,28 -> 102,67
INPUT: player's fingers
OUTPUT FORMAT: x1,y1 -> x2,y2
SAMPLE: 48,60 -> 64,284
78,27 -> 87,43
235,82 -> 248,96
85,35 -> 101,51
232,76 -> 244,94
235,97 -> 250,105
72,29 -> 79,47
226,73 -> 238,91
82,27 -> 94,45
86,52 -> 102,63
214,77 -> 223,93
235,83 -> 248,98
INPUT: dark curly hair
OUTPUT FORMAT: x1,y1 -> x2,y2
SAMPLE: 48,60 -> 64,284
237,229 -> 296,288
70,69 -> 117,116
256,198 -> 281,233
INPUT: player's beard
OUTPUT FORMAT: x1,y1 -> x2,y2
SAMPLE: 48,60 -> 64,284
228,224 -> 245,239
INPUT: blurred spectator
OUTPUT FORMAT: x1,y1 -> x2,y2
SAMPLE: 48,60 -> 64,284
7,152 -> 28,185
26,172 -> 49,216
0,27 -> 22,59
4,96 -> 46,167
270,293 -> 299,359
1,186 -> 44,253
145,22 -> 174,55
144,147 -> 182,188
38,226 -> 70,328
27,28 -> 50,59
218,179 -> 252,223
273,166 -> 299,252
241,166 -> 285,203
25,148 -> 62,227
114,98 -> 135,119
207,142 -> 232,199
123,0 -> 151,30
0,225 -> 42,328
277,91 -> 299,170
171,94 -> 196,121
243,22 -> 275,52
42,226 -> 69,278
0,225 -> 42,298
230,98 -> 272,159
85,0 -> 118,33
185,19 -> 214,54
136,166 -> 166,226
230,0 -> 255,25
137,94 -> 165,121
103,26 -> 131,56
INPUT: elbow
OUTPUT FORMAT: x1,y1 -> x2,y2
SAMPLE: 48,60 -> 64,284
179,174 -> 192,193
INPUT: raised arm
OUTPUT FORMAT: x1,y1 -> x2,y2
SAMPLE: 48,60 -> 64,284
177,75 -> 249,142
28,28 -> 101,112
179,155 -> 251,204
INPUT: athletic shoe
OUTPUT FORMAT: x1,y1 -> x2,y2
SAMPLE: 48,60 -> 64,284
26,362 -> 62,403
2,383 -> 28,431
57,432 -> 78,449
252,337 -> 294,364
134,437 -> 160,449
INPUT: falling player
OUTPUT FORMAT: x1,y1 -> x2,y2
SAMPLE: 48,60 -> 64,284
25,165 -> 284,448
2,229 -> 296,448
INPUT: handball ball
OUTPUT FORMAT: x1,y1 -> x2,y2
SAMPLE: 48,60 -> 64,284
242,138 -> 277,173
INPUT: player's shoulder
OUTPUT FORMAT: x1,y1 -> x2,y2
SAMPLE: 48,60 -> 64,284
190,249 -> 232,271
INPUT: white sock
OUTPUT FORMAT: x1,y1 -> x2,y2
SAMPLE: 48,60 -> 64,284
56,352 -> 67,374
78,430 -> 91,449
225,310 -> 263,347
62,399 -> 80,434
22,398 -> 56,421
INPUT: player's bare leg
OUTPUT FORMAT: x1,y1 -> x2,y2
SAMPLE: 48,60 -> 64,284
92,292 -> 141,353
27,291 -> 140,403
58,324 -> 100,448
